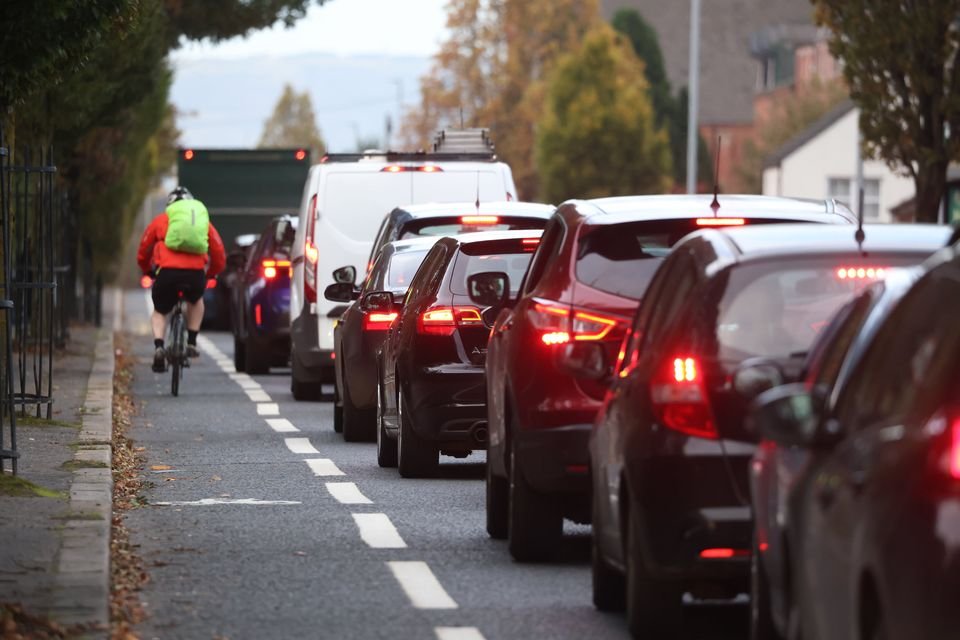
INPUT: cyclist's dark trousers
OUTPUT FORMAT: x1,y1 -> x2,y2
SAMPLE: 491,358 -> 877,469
152,268 -> 205,314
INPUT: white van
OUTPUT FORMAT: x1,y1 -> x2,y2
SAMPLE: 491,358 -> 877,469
289,150 -> 517,399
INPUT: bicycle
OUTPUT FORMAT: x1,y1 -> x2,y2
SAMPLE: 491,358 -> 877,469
166,293 -> 189,396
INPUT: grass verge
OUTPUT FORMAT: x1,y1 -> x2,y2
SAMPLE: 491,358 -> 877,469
0,474 -> 64,498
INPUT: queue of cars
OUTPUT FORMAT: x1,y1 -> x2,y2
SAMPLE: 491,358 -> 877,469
220,145 -> 958,639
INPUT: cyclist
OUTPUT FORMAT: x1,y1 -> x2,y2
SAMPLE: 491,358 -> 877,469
137,186 -> 226,372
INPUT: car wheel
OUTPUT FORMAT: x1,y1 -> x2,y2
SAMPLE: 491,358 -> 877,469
625,502 -> 682,639
376,378 -> 397,468
591,496 -> 625,612
291,378 -> 322,401
396,383 -> 437,478
485,457 -> 508,539
751,534 -> 783,640
245,337 -> 269,374
507,438 -> 561,562
342,374 -> 374,442
233,336 -> 247,372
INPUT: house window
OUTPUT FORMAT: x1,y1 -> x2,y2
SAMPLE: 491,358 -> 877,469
828,177 -> 881,219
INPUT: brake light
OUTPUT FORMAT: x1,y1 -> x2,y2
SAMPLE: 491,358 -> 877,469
700,548 -> 749,559
304,195 -> 318,304
255,304 -> 263,326
836,267 -> 887,280
262,259 -> 291,280
949,417 -> 960,481
521,238 -> 540,251
460,215 -> 499,224
696,217 -> 745,226
295,149 -> 307,161
419,165 -> 442,172
206,278 -> 217,289
418,306 -> 483,336
650,355 -> 717,439
183,149 -> 194,160
382,165 -> 404,173
364,311 -> 398,331
529,300 -> 620,345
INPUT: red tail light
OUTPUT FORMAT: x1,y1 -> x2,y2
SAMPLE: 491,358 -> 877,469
699,548 -> 749,559
836,267 -> 887,280
364,311 -> 398,331
696,217 -> 745,226
418,306 -> 483,336
183,149 -> 194,160
949,417 -> 960,481
262,259 -> 291,280
419,165 -> 442,173
255,304 -> 263,326
382,165 -> 404,173
206,278 -> 217,289
461,215 -> 499,225
529,299 -> 621,345
521,238 -> 540,252
295,149 -> 307,161
304,195 -> 318,304
650,355 -> 717,439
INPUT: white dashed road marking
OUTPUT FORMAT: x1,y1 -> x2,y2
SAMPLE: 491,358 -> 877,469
387,561 -> 458,609
435,628 -> 487,640
266,418 -> 298,433
326,482 -> 372,505
153,498 -> 301,506
245,389 -> 272,403
353,513 -> 406,548
285,437 -> 320,455
305,458 -> 345,477
257,403 -> 280,416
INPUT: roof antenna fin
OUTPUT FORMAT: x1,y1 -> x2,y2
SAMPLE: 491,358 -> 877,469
710,136 -> 722,213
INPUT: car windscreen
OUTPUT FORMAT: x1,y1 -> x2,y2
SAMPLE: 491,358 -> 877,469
709,256 -> 923,366
575,220 -> 705,300
450,241 -> 537,296
386,249 -> 430,290
400,216 -> 547,238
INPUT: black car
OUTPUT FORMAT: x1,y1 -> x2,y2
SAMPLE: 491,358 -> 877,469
230,216 -> 297,373
326,236 -> 441,441
585,224 -> 950,638
750,239 -> 960,640
375,230 -> 542,476
203,233 -> 258,330
367,201 -> 553,272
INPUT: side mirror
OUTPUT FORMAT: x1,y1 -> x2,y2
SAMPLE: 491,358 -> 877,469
333,265 -> 357,285
467,271 -> 510,308
360,291 -> 394,313
324,282 -> 358,303
733,359 -> 785,401
750,384 -> 836,447
275,220 -> 291,243
558,342 -> 610,382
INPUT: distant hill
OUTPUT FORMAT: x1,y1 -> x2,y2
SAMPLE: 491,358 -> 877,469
170,52 -> 431,153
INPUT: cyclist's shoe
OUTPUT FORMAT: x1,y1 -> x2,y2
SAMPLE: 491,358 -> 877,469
151,347 -> 167,373
186,344 -> 200,359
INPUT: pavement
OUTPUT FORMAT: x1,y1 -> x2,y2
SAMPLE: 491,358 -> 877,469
0,291 -> 118,636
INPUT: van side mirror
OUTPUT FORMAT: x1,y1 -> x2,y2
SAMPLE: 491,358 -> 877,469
558,342 -> 610,383
467,271 -> 509,308
733,359 -> 785,401
750,384 -> 836,447
361,291 -> 394,313
324,282 -> 358,303
333,265 -> 357,285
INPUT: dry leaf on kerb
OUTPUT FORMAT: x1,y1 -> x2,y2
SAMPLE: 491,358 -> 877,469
150,464 -> 171,471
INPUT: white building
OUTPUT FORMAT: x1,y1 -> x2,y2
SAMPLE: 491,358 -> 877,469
762,100 -> 914,222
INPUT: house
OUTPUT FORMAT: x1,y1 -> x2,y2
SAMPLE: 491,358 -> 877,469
761,100 -> 914,222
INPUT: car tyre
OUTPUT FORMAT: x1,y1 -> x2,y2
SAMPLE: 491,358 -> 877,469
397,383 -> 437,478
233,336 -> 247,372
507,438 -> 561,562
376,378 -> 397,467
751,534 -> 783,640
245,337 -> 269,374
485,458 -> 508,539
342,375 -> 373,442
625,502 -> 682,639
291,378 -> 322,401
591,497 -> 625,612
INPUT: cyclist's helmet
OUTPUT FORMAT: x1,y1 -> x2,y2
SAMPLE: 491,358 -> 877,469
167,186 -> 194,205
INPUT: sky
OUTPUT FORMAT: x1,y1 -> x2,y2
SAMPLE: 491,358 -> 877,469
170,0 -> 449,151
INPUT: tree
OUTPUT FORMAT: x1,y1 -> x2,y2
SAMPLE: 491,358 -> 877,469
737,79 -> 848,192
258,84 -> 326,158
812,0 -> 960,222
536,25 -> 672,202
164,0 -> 329,44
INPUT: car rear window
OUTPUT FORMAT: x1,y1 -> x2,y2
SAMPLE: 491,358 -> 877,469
711,256 -> 922,365
387,249 -> 430,290
575,220 -> 702,300
400,216 -> 547,239
450,241 -> 536,296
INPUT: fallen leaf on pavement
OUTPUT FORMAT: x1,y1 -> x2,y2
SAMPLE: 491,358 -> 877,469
150,465 -> 171,471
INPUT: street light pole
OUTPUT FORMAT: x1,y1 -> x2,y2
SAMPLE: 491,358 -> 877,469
686,0 -> 701,194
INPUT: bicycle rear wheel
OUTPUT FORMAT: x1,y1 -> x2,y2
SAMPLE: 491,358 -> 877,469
170,309 -> 185,396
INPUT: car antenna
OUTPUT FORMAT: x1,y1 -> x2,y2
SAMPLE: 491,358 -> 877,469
710,136 -> 722,214
855,183 -> 866,254
475,170 -> 481,214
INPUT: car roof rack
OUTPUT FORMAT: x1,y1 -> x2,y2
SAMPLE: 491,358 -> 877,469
432,128 -> 495,154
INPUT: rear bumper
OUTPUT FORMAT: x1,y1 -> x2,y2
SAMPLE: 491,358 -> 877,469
514,423 -> 592,496
407,364 -> 488,448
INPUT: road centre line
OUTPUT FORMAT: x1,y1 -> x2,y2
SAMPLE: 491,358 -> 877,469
245,389 -> 272,402
326,482 -> 372,504
435,628 -> 487,640
285,437 -> 320,454
258,403 -> 280,416
352,513 -> 406,548
305,458 -> 345,477
387,561 -> 458,609
266,418 -> 298,433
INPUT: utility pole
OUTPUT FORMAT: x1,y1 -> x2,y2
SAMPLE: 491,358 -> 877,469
686,0 -> 701,194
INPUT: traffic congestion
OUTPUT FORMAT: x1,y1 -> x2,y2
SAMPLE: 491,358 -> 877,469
198,133 -> 960,639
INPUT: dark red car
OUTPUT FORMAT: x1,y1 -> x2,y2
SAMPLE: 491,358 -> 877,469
482,194 -> 855,561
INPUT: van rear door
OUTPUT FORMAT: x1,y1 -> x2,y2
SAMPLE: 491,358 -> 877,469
412,168 -> 512,203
